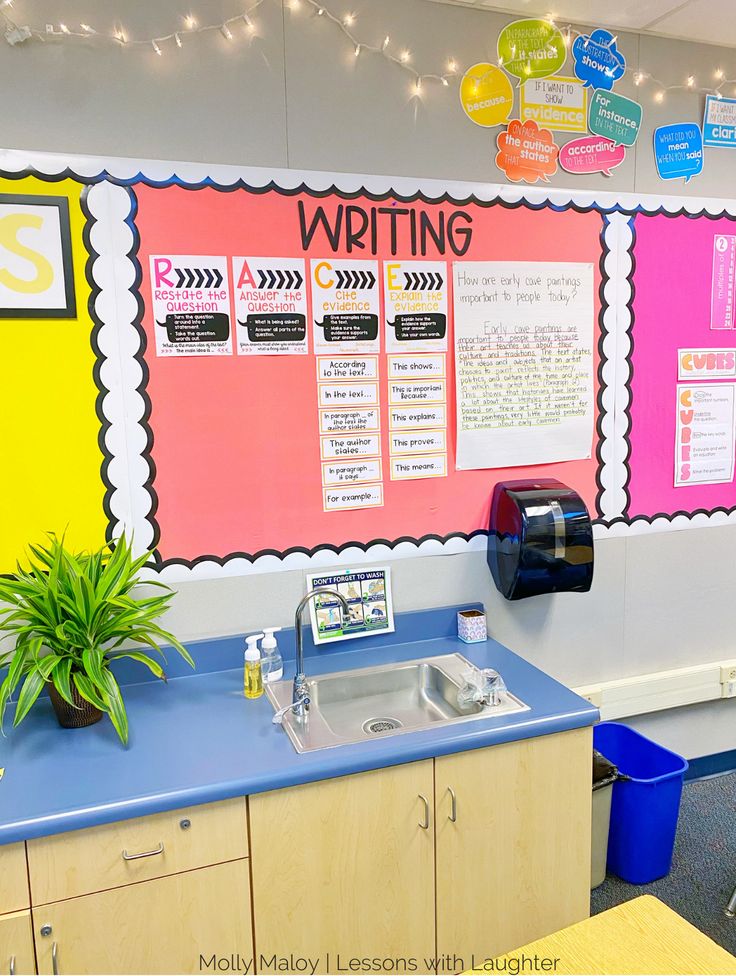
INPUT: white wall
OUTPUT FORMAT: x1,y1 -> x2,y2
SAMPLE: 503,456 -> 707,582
3,0 -> 736,759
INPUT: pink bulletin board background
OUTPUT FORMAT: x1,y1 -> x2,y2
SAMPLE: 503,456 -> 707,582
133,184 -> 605,565
628,211 -> 736,521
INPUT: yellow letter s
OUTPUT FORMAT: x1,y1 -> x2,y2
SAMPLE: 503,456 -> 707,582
0,213 -> 54,294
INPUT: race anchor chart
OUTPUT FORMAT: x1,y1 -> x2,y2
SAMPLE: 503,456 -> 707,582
233,256 -> 308,355
149,255 -> 232,357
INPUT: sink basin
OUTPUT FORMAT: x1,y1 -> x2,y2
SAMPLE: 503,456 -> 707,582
266,652 -> 528,753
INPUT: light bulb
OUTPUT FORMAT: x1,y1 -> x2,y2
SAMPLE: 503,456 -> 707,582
1,1 -> 14,8
354,44 -> 360,57
243,14 -> 255,32
317,6 -> 324,13
634,71 -> 644,86
185,14 -> 196,29
59,23 -> 69,33
382,35 -> 389,50
80,23 -> 94,33
687,75 -> 695,87
654,90 -> 664,103
447,58 -> 457,73
175,32 -> 182,47
221,24 -> 233,40
715,68 -> 725,80
343,12 -> 355,26
152,39 -> 162,55
116,27 -> 127,42
413,78 -> 422,96
441,77 -> 449,86
400,49 -> 410,63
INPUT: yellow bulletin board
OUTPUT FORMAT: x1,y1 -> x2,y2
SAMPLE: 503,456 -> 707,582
0,175 -> 107,572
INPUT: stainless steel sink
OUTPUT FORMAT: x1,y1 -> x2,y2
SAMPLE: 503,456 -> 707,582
266,652 -> 528,753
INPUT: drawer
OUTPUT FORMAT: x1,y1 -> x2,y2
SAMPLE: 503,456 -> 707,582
0,910 -> 35,976
28,797 -> 248,905
0,843 -> 30,914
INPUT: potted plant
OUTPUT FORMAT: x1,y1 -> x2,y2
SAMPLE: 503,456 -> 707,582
0,533 -> 193,745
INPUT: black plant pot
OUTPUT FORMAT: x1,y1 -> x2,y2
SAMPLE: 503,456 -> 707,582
47,680 -> 103,729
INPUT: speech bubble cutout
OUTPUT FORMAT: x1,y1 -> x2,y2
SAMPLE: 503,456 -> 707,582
157,313 -> 230,344
459,62 -> 514,127
572,29 -> 626,90
559,136 -> 626,177
315,314 -> 379,342
496,119 -> 559,183
589,89 -> 642,147
497,19 -> 566,83
387,314 -> 447,341
654,123 -> 704,183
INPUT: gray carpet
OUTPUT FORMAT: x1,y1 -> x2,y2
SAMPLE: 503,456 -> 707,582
591,771 -> 736,954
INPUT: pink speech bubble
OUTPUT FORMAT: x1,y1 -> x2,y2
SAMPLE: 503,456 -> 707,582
559,136 -> 626,177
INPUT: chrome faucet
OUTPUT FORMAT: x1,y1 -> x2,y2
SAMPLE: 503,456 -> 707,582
291,588 -> 350,720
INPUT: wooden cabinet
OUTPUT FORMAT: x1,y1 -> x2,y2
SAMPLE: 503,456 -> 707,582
0,910 -> 35,976
33,860 -> 252,976
435,728 -> 592,964
249,760 -> 435,973
28,798 -> 248,905
0,843 -> 29,914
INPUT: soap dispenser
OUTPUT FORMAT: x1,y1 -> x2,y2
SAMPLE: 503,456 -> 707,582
261,627 -> 283,683
244,633 -> 265,699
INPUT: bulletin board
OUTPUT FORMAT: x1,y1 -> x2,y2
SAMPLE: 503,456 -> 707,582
2,147 -> 736,579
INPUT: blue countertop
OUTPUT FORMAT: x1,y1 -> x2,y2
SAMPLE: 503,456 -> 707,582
0,605 -> 598,845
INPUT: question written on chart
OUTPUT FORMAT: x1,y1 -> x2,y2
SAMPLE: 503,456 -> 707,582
452,261 -> 595,470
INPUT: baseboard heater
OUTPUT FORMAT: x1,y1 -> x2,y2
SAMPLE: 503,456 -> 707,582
574,659 -> 736,720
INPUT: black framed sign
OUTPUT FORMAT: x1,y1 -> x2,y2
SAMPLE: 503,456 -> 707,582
0,193 -> 76,318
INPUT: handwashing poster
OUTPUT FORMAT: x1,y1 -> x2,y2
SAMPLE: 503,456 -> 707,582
306,568 -> 395,644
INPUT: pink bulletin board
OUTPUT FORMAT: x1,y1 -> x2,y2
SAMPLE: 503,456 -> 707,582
131,184 -> 607,567
627,211 -> 736,522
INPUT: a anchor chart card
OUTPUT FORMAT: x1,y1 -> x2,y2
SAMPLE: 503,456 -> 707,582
232,256 -> 308,355
311,258 -> 380,354
384,260 -> 448,353
149,255 -> 232,357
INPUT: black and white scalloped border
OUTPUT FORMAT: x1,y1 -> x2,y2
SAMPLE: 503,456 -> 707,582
4,147 -> 736,579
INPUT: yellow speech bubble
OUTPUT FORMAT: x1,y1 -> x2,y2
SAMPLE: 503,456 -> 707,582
459,62 -> 514,128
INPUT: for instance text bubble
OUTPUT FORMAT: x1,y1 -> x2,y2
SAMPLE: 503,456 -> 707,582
589,90 -> 642,147
559,136 -> 626,176
654,123 -> 704,182
572,29 -> 626,90
497,18 -> 566,83
459,62 -> 513,127
495,119 -> 559,183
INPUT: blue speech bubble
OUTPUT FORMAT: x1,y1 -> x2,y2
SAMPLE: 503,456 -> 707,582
572,29 -> 626,90
654,123 -> 704,182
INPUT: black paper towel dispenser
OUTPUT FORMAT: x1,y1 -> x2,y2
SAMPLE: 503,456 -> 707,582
487,479 -> 594,600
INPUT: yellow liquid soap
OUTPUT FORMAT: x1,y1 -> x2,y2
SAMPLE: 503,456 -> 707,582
244,659 -> 264,699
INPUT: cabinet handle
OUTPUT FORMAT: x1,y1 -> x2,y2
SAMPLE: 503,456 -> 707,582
418,794 -> 430,830
121,841 -> 165,861
52,942 -> 59,976
9,955 -> 15,976
447,786 -> 457,823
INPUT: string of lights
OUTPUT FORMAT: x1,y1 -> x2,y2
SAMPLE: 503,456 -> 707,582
2,0 -> 736,104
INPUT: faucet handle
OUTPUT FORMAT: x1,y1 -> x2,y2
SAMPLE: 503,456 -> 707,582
272,695 -> 311,725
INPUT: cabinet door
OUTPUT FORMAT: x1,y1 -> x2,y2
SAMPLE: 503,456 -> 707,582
0,911 -> 35,976
249,761 -> 435,973
0,844 -> 30,914
33,860 -> 252,976
436,728 -> 592,965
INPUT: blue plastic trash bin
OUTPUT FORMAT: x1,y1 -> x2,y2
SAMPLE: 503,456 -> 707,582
593,722 -> 688,884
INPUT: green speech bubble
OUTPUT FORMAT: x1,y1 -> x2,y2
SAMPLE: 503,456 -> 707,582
589,90 -> 643,147
497,18 -> 566,83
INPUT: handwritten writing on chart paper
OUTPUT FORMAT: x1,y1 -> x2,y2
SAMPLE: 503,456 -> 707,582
452,261 -> 595,470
